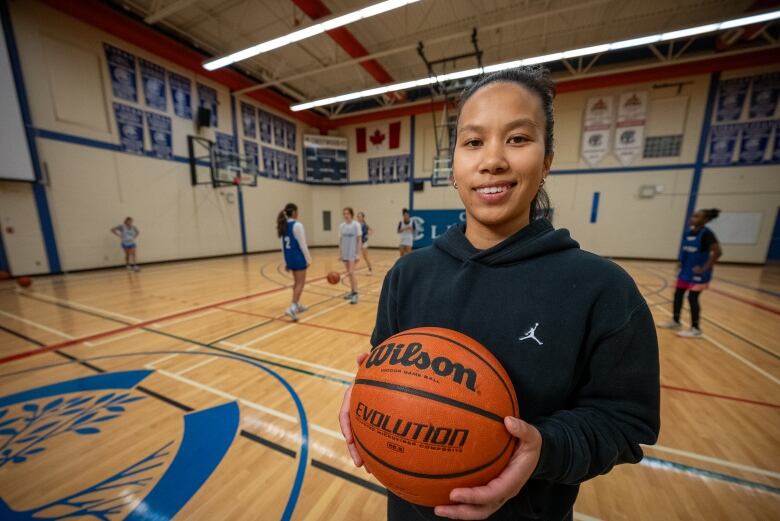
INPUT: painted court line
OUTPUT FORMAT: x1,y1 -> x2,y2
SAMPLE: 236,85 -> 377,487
709,287 -> 780,316
656,307 -> 780,386
648,444 -> 780,480
0,309 -> 74,339
241,301 -> 352,349
220,341 -> 356,379
573,514 -> 602,521
153,368 -> 344,441
20,290 -> 142,323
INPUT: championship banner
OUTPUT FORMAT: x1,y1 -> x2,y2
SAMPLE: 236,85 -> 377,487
410,210 -> 466,248
774,121 -> 780,161
169,72 -> 192,119
286,123 -> 297,151
715,77 -> 750,122
259,110 -> 273,143
581,96 -> 614,166
104,44 -> 137,102
748,73 -> 780,120
140,59 -> 166,111
243,140 -> 258,174
113,103 -> 144,155
707,124 -> 740,165
261,147 -> 275,177
304,135 -> 347,182
614,91 -> 647,166
273,116 -> 286,147
215,131 -> 236,154
145,112 -> 172,159
738,121 -> 772,164
241,102 -> 256,139
197,83 -> 218,127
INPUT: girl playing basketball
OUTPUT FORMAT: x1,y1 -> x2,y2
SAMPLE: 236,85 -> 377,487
111,217 -> 140,271
277,203 -> 311,321
398,208 -> 415,256
340,67 -> 660,521
340,207 -> 361,304
357,211 -> 374,273
659,208 -> 722,338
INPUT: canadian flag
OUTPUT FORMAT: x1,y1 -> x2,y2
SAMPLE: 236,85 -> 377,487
356,121 -> 401,153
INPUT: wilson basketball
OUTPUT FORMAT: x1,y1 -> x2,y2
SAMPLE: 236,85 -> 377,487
327,271 -> 340,284
350,326 -> 519,506
17,276 -> 32,288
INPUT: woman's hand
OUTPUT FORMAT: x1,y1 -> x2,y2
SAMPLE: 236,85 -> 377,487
434,417 -> 543,520
339,352 -> 370,468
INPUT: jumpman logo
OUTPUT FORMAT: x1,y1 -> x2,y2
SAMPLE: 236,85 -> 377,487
519,323 -> 543,346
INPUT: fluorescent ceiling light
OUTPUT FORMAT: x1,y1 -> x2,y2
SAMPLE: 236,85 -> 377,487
203,0 -> 419,71
290,9 -> 780,112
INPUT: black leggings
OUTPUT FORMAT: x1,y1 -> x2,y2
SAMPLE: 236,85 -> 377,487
673,287 -> 701,329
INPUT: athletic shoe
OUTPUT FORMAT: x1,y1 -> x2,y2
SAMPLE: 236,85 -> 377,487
285,305 -> 298,322
295,303 -> 308,313
677,327 -> 703,338
132,265 -> 140,272
350,293 -> 359,305
343,292 -> 355,299
657,320 -> 682,330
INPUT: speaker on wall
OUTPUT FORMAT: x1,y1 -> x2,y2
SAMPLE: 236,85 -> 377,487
196,107 -> 211,129
413,180 -> 425,192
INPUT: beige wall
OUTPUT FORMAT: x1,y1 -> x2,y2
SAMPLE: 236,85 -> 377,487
0,182 -> 49,275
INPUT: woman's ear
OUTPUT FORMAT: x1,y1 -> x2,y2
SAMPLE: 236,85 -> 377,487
543,153 -> 554,175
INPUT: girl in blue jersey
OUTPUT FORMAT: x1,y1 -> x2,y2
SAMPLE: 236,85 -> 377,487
357,211 -> 373,273
659,208 -> 722,338
277,203 -> 312,321
111,217 -> 140,271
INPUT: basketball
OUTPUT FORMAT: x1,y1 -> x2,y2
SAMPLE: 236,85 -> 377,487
17,276 -> 32,288
350,327 -> 519,506
0,271 -> 9,281
327,271 -> 340,284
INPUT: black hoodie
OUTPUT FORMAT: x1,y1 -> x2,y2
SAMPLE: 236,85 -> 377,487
371,219 -> 660,521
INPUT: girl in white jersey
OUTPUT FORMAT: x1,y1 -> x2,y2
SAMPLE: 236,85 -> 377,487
111,217 -> 140,271
277,203 -> 312,321
339,207 -> 361,304
397,208 -> 415,256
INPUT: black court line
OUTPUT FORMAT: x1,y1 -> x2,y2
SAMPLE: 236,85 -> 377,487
0,324 -> 46,346
19,293 -> 351,385
0,330 -> 383,496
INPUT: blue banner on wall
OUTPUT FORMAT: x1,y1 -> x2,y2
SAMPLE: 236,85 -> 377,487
113,103 -> 144,155
146,112 -> 172,159
410,209 -> 466,248
261,146 -> 274,177
286,123 -> 296,150
273,116 -> 286,147
774,121 -> 780,161
707,124 -> 740,164
169,72 -> 192,119
715,77 -> 750,122
140,59 -> 166,112
241,102 -> 256,139
259,110 -> 272,143
289,153 -> 298,180
215,131 -> 236,154
104,44 -> 137,102
198,83 -> 218,127
749,73 -> 780,120
738,121 -> 771,164
243,140 -> 258,173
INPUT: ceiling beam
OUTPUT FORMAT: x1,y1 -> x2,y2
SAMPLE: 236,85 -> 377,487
145,0 -> 199,24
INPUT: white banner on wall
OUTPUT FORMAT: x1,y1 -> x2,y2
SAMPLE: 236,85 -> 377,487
614,91 -> 648,166
581,96 -> 614,166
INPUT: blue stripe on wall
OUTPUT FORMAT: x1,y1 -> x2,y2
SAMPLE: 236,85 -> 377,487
230,94 -> 247,254
1,1 -> 61,273
409,114 -> 416,211
590,192 -> 600,223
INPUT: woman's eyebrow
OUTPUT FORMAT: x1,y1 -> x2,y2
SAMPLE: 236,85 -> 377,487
459,118 -> 538,134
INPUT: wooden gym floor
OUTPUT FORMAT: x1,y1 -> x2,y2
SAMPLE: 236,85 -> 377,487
0,249 -> 777,520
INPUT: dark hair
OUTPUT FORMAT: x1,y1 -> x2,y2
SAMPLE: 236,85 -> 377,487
453,66 -> 555,221
402,208 -> 410,215
277,203 -> 297,237
343,207 -> 354,218
700,208 -> 721,222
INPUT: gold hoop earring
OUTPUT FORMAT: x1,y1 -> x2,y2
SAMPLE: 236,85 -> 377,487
540,179 -> 546,187
453,181 -> 458,189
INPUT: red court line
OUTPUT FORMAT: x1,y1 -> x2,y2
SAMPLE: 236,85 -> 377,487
709,287 -> 780,316
219,307 -> 371,338
0,277 -> 319,366
661,384 -> 780,409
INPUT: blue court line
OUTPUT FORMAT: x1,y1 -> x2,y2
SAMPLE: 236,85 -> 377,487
0,350 -> 311,521
641,456 -> 780,495
590,192 -> 600,223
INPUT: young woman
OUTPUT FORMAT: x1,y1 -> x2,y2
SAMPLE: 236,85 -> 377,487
339,68 -> 660,521
111,217 -> 140,271
397,208 -> 415,256
357,211 -> 374,273
659,208 -> 722,338
339,207 -> 362,304
277,203 -> 311,321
